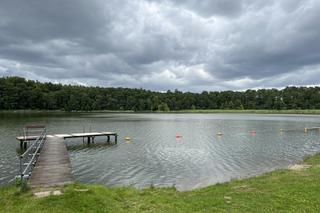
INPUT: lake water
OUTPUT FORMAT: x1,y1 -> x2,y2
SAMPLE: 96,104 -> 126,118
1,113 -> 320,190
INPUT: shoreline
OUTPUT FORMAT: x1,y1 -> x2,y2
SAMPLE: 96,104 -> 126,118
1,153 -> 320,212
1,109 -> 320,115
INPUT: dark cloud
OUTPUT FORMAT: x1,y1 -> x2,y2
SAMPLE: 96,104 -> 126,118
0,0 -> 108,40
0,0 -> 319,91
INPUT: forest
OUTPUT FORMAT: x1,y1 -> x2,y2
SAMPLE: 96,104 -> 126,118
1,76 -> 320,111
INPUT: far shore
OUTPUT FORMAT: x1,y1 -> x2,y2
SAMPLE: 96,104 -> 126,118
1,109 -> 320,115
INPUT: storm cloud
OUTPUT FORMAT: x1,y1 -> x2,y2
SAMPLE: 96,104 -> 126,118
0,0 -> 320,91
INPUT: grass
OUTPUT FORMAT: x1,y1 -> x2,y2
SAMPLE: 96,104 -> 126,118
1,154 -> 320,212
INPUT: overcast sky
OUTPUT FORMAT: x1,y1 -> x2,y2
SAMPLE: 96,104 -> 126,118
0,0 -> 320,92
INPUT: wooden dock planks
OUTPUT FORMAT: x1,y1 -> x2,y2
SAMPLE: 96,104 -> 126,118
17,131 -> 118,188
29,136 -> 74,188
16,132 -> 117,141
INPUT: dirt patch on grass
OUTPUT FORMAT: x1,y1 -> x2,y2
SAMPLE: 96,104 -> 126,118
34,190 -> 62,198
288,164 -> 311,171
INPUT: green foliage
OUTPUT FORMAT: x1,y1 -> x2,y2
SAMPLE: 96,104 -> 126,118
1,76 -> 320,111
157,102 -> 170,112
1,154 -> 320,212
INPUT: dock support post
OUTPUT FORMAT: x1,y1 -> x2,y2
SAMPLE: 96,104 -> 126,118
92,137 -> 95,144
107,135 -> 110,142
20,140 -> 27,149
87,137 -> 91,144
115,134 -> 118,144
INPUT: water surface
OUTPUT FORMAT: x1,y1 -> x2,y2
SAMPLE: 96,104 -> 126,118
1,113 -> 320,190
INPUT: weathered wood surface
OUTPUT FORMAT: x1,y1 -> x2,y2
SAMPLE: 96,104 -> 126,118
68,132 -> 117,138
16,135 -> 53,141
29,137 -> 74,188
16,131 -> 117,141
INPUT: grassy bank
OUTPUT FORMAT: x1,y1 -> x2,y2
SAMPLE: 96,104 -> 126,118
1,154 -> 320,212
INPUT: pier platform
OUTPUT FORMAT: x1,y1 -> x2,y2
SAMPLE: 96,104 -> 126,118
17,130 -> 118,188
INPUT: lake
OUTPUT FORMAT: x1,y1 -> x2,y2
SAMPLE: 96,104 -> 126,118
1,112 -> 320,190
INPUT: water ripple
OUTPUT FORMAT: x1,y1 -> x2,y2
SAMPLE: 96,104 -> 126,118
2,113 -> 320,190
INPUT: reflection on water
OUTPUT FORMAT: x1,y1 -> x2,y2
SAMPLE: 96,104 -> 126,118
67,141 -> 117,151
1,113 -> 320,190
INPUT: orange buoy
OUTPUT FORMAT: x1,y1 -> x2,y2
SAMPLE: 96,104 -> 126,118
175,133 -> 182,138
250,130 -> 256,135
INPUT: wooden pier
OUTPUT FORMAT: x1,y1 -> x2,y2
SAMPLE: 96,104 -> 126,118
17,131 -> 118,148
17,130 -> 118,188
29,136 -> 73,188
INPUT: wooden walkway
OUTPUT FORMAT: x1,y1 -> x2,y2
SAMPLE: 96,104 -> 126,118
17,131 -> 117,150
17,130 -> 117,188
17,131 -> 117,142
29,136 -> 74,188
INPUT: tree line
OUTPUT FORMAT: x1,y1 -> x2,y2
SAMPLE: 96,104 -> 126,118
1,76 -> 320,111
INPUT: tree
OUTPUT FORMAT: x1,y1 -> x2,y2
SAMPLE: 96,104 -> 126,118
151,95 -> 159,111
0,76 -> 319,111
158,102 -> 170,112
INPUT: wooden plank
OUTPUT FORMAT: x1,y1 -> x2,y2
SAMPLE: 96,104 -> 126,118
53,134 -> 72,138
16,136 -> 38,141
29,137 -> 74,188
16,135 -> 53,141
100,131 -> 117,135
71,132 -> 101,137
69,132 -> 117,138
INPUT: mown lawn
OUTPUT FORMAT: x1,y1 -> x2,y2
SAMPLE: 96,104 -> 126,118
1,154 -> 320,212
